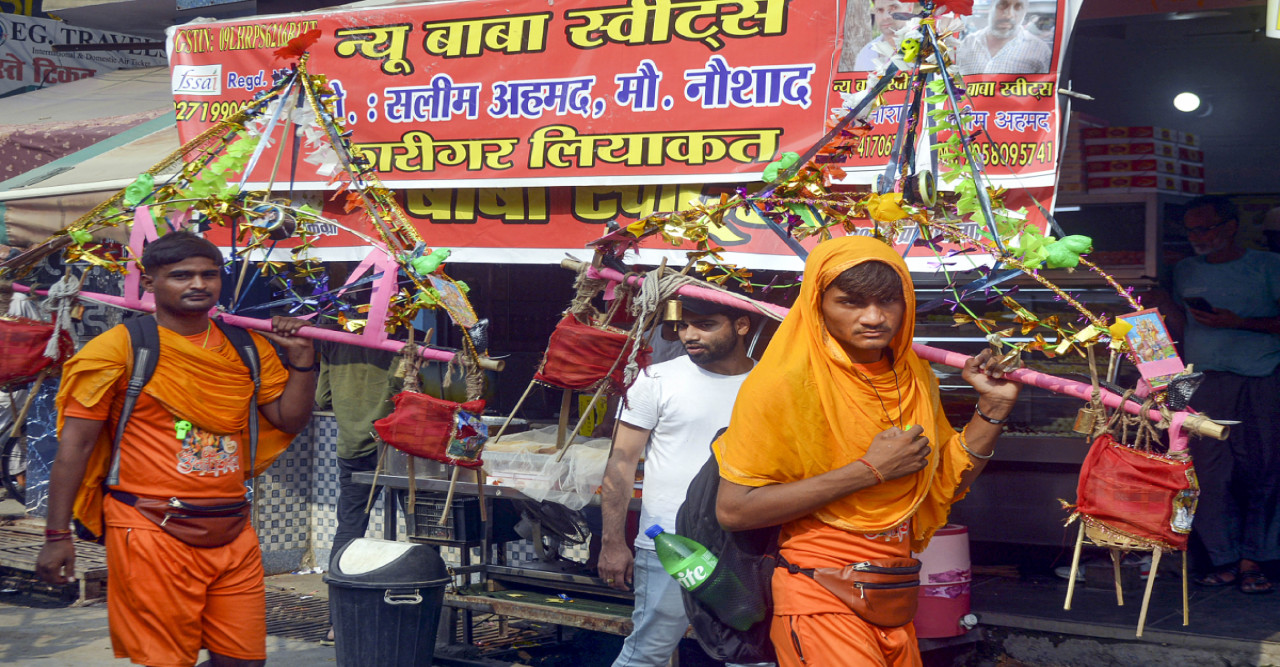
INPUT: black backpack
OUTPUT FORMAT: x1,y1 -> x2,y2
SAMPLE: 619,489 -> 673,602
674,442 -> 780,663
75,315 -> 262,542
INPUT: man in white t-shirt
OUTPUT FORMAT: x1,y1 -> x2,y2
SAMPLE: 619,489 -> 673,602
599,296 -> 756,667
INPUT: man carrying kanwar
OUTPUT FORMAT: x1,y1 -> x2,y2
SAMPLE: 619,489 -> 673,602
36,230 -> 317,667
715,236 -> 1021,666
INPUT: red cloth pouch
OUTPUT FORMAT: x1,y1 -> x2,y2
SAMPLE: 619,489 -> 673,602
1075,433 -> 1198,550
374,392 -> 487,468
534,313 -> 649,394
0,317 -> 73,387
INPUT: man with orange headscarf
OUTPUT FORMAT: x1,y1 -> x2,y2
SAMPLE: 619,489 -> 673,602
37,231 -> 316,667
715,236 -> 1020,665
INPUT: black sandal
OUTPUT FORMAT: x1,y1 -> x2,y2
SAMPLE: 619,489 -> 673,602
1194,568 -> 1238,587
1239,570 -> 1275,595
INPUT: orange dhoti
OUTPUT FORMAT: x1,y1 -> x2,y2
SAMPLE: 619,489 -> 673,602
764,518 -> 925,667
771,612 -> 920,667
105,497 -> 266,667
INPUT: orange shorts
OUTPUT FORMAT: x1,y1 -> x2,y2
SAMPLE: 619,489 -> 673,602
771,613 -> 921,667
105,513 -> 266,667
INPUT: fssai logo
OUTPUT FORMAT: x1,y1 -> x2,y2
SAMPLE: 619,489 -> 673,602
172,64 -> 221,96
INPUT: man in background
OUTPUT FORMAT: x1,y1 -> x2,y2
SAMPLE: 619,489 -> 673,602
598,296 -> 756,666
315,342 -> 400,552
1162,195 -> 1280,594
957,0 -> 1051,76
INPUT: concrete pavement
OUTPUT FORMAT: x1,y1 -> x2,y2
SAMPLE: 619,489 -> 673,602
0,596 -> 340,660
0,569 -> 338,666
0,599 -> 338,665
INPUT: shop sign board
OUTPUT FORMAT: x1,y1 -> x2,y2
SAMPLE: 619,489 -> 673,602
168,0 -> 845,188
181,0 -> 1072,270
0,14 -> 165,98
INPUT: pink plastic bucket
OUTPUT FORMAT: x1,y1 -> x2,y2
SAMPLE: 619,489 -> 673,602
912,524 -> 971,638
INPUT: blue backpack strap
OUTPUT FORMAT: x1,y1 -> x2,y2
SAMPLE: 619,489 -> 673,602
106,316 -> 159,487
214,321 -> 261,478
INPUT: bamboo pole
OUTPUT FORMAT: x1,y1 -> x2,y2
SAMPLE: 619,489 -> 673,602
1136,548 -> 1163,637
1064,522 -> 1085,611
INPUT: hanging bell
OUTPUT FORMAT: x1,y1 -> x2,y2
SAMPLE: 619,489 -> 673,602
662,299 -> 683,322
1073,405 -> 1104,436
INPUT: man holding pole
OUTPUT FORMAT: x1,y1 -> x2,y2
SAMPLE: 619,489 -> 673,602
36,231 -> 316,667
598,296 -> 755,666
715,236 -> 1019,666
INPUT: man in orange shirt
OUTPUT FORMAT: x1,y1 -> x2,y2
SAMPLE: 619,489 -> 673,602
36,231 -> 317,667
715,237 -> 1020,666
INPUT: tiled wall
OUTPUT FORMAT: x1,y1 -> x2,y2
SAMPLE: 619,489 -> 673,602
255,413 -> 404,575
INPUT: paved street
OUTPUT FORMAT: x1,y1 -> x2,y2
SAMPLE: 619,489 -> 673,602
0,577 -> 337,666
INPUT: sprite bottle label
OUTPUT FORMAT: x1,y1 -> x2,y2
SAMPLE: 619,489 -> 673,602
672,551 -> 719,591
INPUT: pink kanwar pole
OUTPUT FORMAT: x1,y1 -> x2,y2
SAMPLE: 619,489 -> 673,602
580,261 -> 1224,443
13,284 -> 503,371
585,265 -> 790,320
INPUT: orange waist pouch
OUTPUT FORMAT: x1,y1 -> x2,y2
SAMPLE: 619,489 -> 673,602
779,556 -> 921,628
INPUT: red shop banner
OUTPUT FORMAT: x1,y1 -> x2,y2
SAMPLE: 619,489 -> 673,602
831,0 -> 1072,191
167,0 -> 849,188
203,182 -> 1054,272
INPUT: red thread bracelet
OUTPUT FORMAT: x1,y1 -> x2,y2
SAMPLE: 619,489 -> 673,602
857,458 -> 885,485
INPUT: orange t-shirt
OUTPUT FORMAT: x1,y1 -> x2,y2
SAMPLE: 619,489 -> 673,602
62,325 -> 285,529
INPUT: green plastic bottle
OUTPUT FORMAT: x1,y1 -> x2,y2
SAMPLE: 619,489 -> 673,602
647,524 -> 719,591
646,525 -> 766,630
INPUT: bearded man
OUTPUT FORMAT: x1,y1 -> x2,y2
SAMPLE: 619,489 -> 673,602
598,296 -> 757,666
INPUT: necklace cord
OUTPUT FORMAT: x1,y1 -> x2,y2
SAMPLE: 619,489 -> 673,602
854,364 -> 905,431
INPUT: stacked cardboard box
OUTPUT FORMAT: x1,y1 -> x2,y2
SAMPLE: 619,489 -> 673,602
1081,126 -> 1205,194
1058,112 -> 1105,194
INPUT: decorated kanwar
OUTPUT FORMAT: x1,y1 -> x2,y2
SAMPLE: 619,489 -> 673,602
0,0 -> 1262,665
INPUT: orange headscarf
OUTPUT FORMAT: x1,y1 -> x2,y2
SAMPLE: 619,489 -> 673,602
716,236 -> 970,551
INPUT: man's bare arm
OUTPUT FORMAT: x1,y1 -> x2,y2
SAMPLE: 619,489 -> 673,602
36,417 -> 106,584
597,421 -> 649,591
953,348 -> 1021,498
1191,307 -> 1280,335
256,316 -> 317,434
716,426 -> 931,531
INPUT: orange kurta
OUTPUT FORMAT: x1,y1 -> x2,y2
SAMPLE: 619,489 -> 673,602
58,322 -> 292,666
60,323 -> 292,535
715,236 -> 974,664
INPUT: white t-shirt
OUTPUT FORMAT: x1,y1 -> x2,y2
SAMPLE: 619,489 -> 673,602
620,355 -> 753,550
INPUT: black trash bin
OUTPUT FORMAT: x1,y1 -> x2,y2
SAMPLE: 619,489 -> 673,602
324,537 -> 451,666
